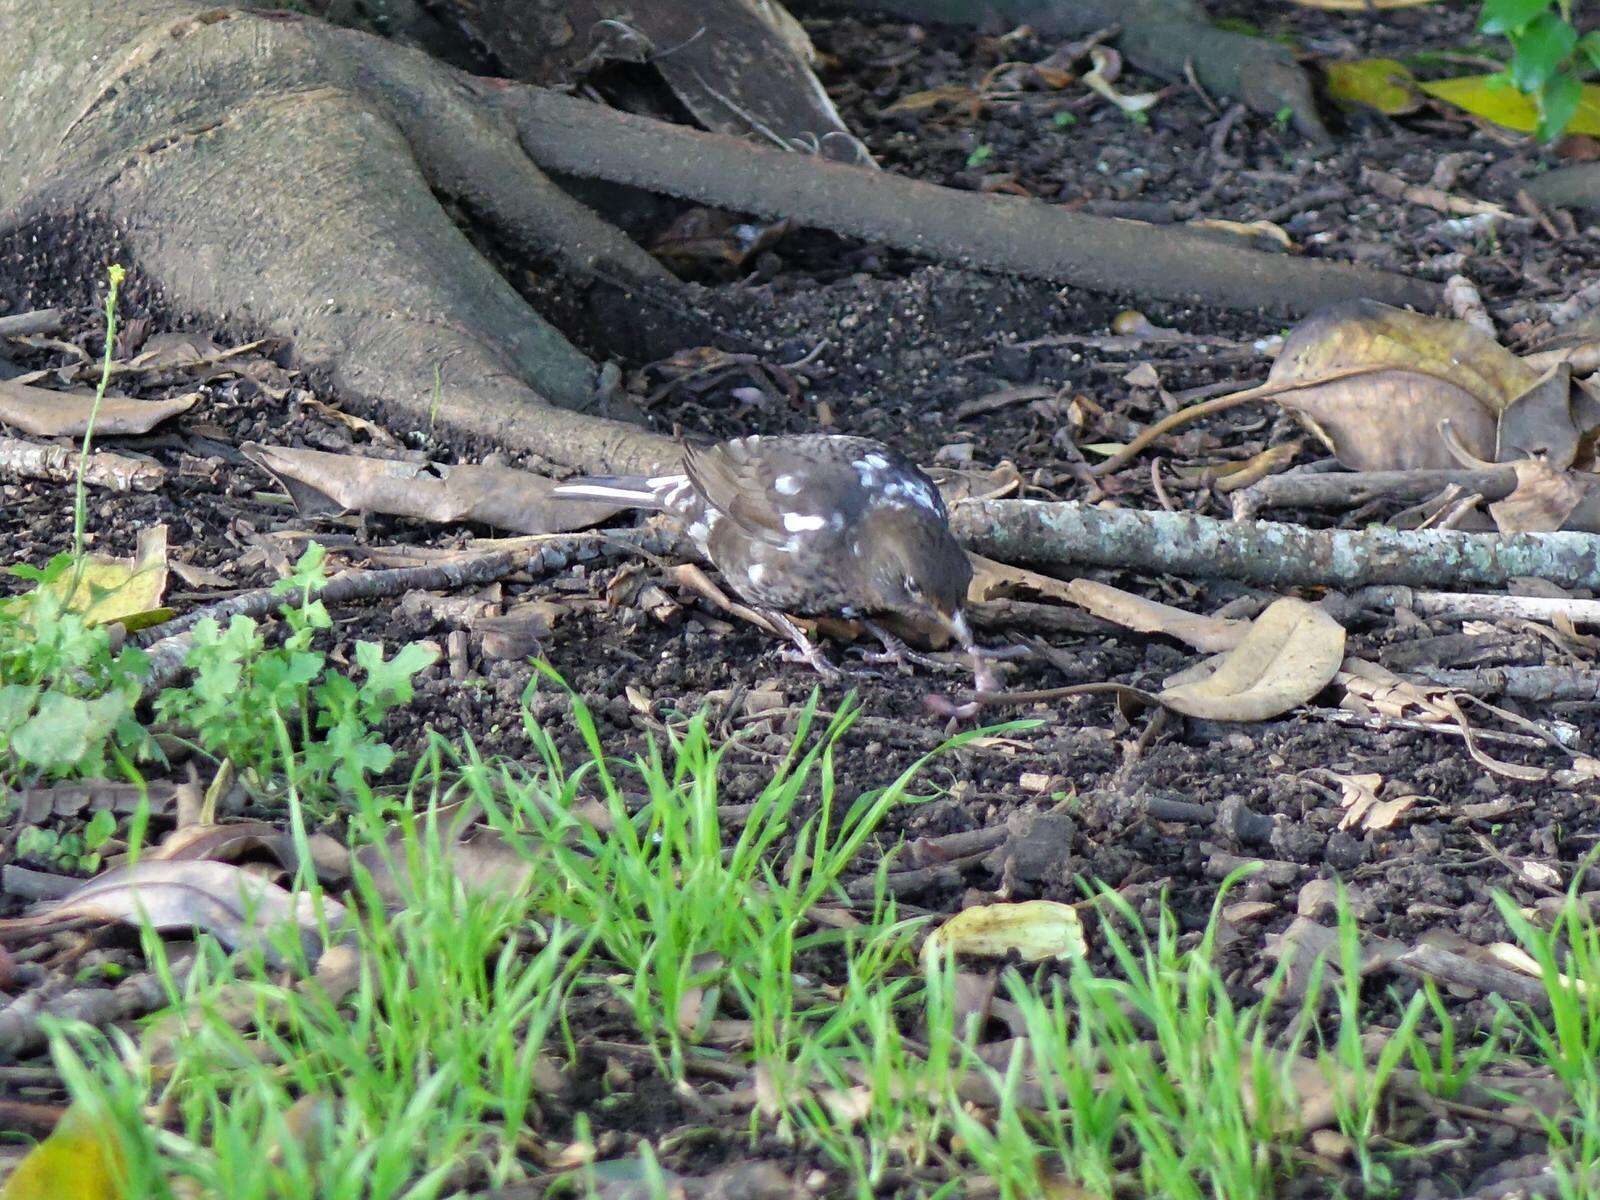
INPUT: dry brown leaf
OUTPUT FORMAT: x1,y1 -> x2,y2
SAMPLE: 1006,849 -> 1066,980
240,443 -> 621,534
1082,47 -> 1161,114
965,553 -> 1078,606
354,824 -> 535,909
1487,458 -> 1591,533
149,819 -> 350,882
1062,578 -> 1246,653
923,900 -> 1087,966
1497,364 -> 1583,467
1158,598 -> 1346,721
1328,771 -> 1418,831
0,860 -> 343,966
928,459 -> 1022,504
0,378 -> 197,437
1269,301 -> 1540,470
1487,941 -> 1594,995
884,84 -> 982,114
1187,218 -> 1293,251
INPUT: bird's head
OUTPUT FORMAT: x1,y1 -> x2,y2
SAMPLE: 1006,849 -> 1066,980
855,507 -> 975,647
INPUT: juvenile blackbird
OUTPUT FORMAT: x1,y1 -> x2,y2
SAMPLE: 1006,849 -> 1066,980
550,434 -> 978,675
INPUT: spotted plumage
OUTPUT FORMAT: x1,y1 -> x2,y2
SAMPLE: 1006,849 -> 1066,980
550,434 -> 976,673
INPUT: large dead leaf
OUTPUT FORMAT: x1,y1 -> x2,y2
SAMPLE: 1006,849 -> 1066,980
354,822 -> 535,909
1269,301 -> 1540,470
45,524 -> 169,629
1158,598 -> 1345,721
923,900 -> 1087,966
149,820 -> 350,883
241,443 -> 621,534
0,860 -> 343,966
0,377 -> 197,436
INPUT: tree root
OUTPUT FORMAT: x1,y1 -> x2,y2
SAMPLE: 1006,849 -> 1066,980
1523,164 -> 1600,214
500,88 -> 1436,316
2,1 -> 1437,486
950,499 -> 1600,592
3,1 -> 680,473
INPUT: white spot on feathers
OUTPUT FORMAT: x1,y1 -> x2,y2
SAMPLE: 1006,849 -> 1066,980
748,563 -> 768,585
783,512 -> 826,532
863,453 -> 890,469
773,474 -> 801,495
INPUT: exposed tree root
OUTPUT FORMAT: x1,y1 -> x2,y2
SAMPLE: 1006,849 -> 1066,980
1524,164 -> 1600,214
2,1 -> 1438,481
501,88 -> 1435,316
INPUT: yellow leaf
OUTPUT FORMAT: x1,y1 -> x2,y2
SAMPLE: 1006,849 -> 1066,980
0,1105 -> 124,1200
46,525 -> 169,627
924,900 -> 1087,966
1325,59 -> 1421,115
1420,75 -> 1600,137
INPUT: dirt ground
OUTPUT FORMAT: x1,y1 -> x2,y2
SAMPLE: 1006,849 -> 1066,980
2,2 -> 1598,1195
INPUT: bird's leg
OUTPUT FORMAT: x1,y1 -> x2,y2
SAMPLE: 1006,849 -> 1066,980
860,620 -> 954,674
765,610 -> 843,679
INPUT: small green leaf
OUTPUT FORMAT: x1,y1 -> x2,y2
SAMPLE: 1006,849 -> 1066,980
1480,0 -> 1554,35
965,145 -> 993,167
1538,70 -> 1583,139
0,684 -> 39,734
1052,110 -> 1077,127
83,809 -> 116,851
1579,30 -> 1600,73
1509,13 -> 1577,92
14,692 -> 95,769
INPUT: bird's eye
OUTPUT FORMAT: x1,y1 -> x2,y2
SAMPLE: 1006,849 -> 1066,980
903,574 -> 923,599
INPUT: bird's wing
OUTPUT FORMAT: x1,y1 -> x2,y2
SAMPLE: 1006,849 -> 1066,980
682,438 -> 793,546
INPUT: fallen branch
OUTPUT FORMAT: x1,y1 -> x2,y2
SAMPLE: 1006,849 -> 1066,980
0,436 -> 165,492
500,90 -> 1438,317
0,308 -> 66,338
951,499 -> 1600,591
1395,943 -> 1550,1011
1233,467 -> 1516,517
136,530 -> 671,693
1350,587 -> 1600,626
1413,666 -> 1600,703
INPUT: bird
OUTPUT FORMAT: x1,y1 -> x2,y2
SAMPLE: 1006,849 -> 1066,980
549,434 -> 978,677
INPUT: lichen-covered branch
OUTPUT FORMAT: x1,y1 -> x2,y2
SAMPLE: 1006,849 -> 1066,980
951,499 -> 1600,591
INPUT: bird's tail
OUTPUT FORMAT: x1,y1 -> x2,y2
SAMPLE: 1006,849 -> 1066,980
548,473 -> 682,510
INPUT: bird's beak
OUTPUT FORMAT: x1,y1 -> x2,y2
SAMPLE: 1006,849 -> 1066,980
938,608 -> 977,652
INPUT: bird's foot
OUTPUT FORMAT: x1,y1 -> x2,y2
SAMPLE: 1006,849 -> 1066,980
766,611 -> 844,680
860,621 -> 954,674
